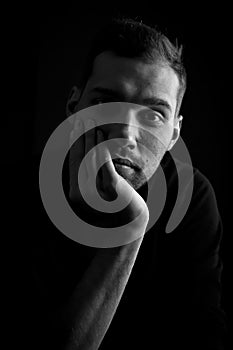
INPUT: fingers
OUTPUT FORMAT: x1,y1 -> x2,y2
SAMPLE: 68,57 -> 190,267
70,117 -> 119,199
84,119 -> 98,178
84,119 -> 96,154
69,118 -> 84,165
69,118 -> 86,193
97,129 -> 118,187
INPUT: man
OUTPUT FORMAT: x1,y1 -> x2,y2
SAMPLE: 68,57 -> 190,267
31,16 -> 227,349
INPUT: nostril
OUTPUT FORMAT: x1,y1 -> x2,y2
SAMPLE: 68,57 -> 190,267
107,133 -> 137,151
116,139 -> 136,150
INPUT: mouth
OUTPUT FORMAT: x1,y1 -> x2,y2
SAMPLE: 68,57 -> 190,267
112,158 -> 140,170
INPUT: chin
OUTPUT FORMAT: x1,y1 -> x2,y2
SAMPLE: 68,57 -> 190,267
115,164 -> 147,191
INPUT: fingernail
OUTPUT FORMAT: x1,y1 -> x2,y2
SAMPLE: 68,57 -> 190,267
74,119 -> 82,130
97,129 -> 102,139
69,131 -> 74,147
87,119 -> 95,128
68,115 -> 74,125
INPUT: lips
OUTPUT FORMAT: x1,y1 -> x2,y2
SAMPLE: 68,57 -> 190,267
113,158 -> 139,170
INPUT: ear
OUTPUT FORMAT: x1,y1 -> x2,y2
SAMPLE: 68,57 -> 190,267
167,115 -> 183,151
66,86 -> 82,117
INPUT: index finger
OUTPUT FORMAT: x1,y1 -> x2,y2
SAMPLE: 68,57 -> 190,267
69,119 -> 87,186
69,118 -> 84,165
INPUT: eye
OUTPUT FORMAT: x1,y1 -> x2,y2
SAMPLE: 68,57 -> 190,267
140,109 -> 164,125
91,98 -> 111,105
146,111 -> 160,121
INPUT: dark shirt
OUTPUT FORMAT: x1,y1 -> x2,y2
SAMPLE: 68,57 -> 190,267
21,152 -> 227,349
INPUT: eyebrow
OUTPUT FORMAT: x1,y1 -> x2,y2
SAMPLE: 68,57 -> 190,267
141,97 -> 172,113
90,87 -> 172,112
90,87 -> 123,99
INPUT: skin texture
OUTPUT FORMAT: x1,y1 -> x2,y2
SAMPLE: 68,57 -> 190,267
68,51 -> 182,191
62,51 -> 184,349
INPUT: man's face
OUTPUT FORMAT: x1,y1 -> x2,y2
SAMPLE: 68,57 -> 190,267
70,51 -> 181,190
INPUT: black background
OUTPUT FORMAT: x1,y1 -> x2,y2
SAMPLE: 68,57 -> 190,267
3,3 -> 231,346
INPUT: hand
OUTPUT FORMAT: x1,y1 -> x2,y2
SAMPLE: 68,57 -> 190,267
69,117 -> 149,232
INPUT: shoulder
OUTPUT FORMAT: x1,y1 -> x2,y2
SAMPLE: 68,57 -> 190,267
156,154 -> 223,248
164,155 -> 220,226
181,162 -> 221,230
167,158 -> 223,258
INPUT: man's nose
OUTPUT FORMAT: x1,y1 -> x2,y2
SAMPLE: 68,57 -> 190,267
102,122 -> 138,151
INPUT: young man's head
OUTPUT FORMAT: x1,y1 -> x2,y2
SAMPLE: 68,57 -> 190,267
67,16 -> 187,190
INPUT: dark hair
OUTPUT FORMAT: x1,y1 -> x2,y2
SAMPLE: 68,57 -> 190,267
79,16 -> 187,115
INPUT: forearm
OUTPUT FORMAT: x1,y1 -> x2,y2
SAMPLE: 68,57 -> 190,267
63,235 -> 144,350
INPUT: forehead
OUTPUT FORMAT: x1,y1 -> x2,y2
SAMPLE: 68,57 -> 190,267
86,51 -> 179,112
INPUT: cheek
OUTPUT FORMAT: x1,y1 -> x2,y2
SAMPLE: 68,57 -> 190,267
139,126 -> 171,156
138,127 -> 171,175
